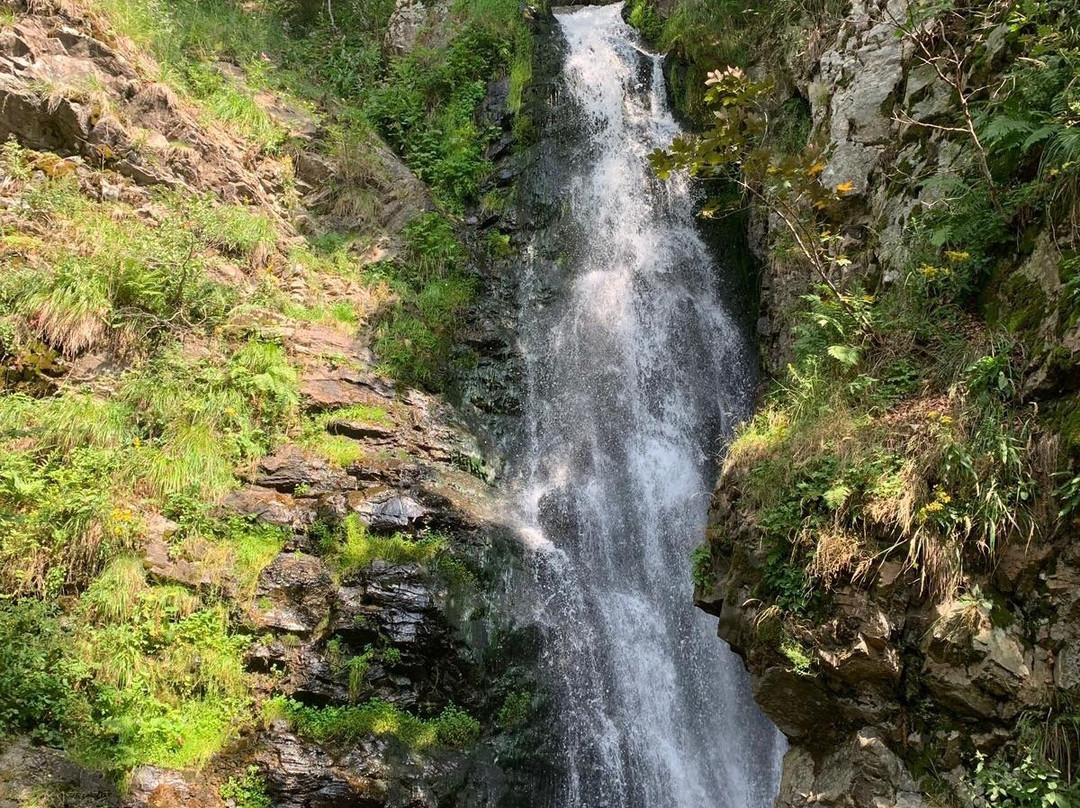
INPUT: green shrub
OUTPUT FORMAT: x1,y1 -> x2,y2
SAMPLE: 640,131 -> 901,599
973,751 -> 1078,808
627,0 -> 663,43
220,765 -> 271,808
496,690 -> 532,730
0,601 -> 92,744
0,445 -> 129,596
689,544 -> 712,589
362,27 -> 512,209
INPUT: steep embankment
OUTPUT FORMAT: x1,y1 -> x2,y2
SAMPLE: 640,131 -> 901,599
0,0 -> 541,805
639,0 -> 1080,806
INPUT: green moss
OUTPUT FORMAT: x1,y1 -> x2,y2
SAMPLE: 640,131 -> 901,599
779,636 -> 814,676
991,272 -> 1048,337
322,515 -> 447,575
1043,393 -> 1080,453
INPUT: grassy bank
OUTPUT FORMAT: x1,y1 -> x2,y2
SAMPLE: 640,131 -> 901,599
0,0 -> 528,785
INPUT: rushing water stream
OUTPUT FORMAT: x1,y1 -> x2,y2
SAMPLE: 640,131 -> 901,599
509,4 -> 785,807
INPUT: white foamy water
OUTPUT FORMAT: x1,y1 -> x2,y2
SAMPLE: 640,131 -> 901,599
508,4 -> 786,807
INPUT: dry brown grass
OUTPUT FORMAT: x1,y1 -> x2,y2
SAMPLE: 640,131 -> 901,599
808,526 -> 872,589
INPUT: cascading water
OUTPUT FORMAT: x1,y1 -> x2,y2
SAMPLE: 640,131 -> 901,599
509,4 -> 785,807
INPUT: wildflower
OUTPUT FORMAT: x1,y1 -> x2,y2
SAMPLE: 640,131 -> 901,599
705,66 -> 745,85
945,250 -> 971,263
808,161 -> 826,176
110,507 -> 134,523
927,410 -> 939,420
133,436 -> 142,448
918,264 -> 951,281
835,181 -> 854,194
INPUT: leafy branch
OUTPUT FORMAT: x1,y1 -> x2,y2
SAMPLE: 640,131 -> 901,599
648,68 -> 866,321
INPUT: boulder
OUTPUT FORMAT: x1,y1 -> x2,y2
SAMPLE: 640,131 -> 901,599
253,553 -> 335,637
222,485 -> 310,528
300,371 -> 394,412
384,0 -> 452,55
347,489 -> 427,531
124,767 -> 222,808
253,446 -> 356,495
775,728 -> 932,808
0,738 -> 117,808
326,419 -> 396,442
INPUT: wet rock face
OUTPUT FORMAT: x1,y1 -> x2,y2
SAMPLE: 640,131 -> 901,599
0,738 -> 118,808
253,553 -> 337,637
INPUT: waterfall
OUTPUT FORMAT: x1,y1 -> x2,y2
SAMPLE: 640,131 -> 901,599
508,3 -> 786,806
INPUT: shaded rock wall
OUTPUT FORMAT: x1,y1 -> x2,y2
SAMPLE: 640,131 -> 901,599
692,0 -> 1080,805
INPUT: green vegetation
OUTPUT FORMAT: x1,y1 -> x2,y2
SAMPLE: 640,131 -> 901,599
320,514 -> 449,575
1,123 -> 299,780
265,695 -> 481,749
973,750 -> 1079,807
778,636 -> 813,677
496,690 -> 533,730
82,0 -> 530,391
220,766 -> 272,808
653,0 -> 1080,604
298,403 -> 392,466
689,544 -> 713,590
0,567 -> 250,776
280,0 -> 531,209
0,0 -> 525,788
372,213 -> 477,388
652,1 -> 1080,803
0,511 -> 287,775
0,336 -> 297,597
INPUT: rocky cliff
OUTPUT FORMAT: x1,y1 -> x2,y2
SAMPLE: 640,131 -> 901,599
659,0 -> 1080,805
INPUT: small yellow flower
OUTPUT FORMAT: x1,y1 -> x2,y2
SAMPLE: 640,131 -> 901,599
110,507 -> 135,523
927,410 -> 939,420
835,181 -> 854,194
133,436 -> 142,448
808,161 -> 826,176
939,415 -> 953,426
945,250 -> 971,263
919,264 -> 952,280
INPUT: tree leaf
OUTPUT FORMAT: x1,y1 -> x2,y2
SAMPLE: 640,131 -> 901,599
827,344 -> 860,366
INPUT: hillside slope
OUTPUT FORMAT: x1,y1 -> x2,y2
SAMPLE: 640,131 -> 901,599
0,0 -> 542,805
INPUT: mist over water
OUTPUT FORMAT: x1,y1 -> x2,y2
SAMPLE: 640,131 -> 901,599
508,4 -> 785,807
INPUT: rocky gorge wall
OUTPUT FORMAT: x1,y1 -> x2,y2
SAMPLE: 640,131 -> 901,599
655,0 -> 1080,806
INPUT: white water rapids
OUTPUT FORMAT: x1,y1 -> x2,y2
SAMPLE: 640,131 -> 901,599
508,4 -> 786,807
